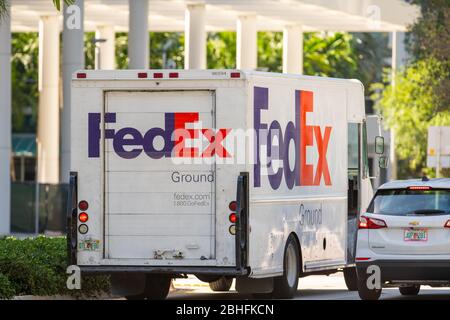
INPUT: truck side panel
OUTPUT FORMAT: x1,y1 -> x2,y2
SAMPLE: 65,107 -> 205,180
246,75 -> 355,277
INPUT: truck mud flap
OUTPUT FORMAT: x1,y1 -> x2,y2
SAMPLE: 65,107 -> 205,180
67,172 -> 78,265
235,172 -> 249,272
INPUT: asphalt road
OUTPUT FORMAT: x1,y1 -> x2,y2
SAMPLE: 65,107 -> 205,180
168,273 -> 450,300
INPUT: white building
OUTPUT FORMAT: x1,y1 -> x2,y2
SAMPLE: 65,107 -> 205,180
0,0 -> 418,234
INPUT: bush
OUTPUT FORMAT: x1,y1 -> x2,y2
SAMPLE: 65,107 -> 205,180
0,236 -> 110,299
0,273 -> 15,299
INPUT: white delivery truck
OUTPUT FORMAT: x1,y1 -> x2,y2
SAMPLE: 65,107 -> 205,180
68,69 -> 383,299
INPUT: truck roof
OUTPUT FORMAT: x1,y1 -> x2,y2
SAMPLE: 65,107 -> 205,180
71,69 -> 363,87
378,178 -> 450,190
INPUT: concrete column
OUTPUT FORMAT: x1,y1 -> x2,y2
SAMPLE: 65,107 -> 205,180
283,25 -> 303,74
128,0 -> 149,69
0,5 -> 11,235
62,0 -> 84,183
388,31 -> 409,181
95,25 -> 115,70
185,4 -> 206,69
38,16 -> 60,184
236,15 -> 257,70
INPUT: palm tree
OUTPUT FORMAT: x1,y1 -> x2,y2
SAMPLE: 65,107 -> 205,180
0,0 -> 74,20
0,0 -> 7,20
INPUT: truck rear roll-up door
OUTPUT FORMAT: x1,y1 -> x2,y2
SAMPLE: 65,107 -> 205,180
104,90 -> 215,262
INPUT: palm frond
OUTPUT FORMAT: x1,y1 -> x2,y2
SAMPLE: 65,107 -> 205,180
53,0 -> 75,11
0,0 -> 9,21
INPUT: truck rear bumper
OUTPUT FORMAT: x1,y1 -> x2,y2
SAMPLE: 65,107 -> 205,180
356,260 -> 450,282
80,265 -> 249,276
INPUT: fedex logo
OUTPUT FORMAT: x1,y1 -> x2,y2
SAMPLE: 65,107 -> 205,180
88,112 -> 230,159
254,87 -> 332,189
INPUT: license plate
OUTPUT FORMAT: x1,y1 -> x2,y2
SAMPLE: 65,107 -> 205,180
404,229 -> 428,241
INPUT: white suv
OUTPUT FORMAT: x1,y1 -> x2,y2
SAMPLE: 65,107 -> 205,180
356,178 -> 450,300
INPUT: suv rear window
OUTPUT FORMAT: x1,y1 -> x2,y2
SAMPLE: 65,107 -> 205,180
367,189 -> 450,216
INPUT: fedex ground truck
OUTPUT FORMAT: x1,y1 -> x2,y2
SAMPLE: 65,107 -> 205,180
68,70 -> 382,299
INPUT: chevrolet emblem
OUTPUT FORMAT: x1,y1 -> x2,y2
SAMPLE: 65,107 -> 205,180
409,221 -> 420,226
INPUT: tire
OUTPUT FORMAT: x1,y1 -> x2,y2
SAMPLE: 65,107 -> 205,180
209,277 -> 233,292
357,273 -> 382,300
399,285 -> 420,296
126,275 -> 172,300
272,234 -> 300,299
252,293 -> 273,300
343,267 -> 358,291
125,293 -> 146,300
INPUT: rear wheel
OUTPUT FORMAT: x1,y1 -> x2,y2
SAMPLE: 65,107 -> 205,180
399,285 -> 420,296
125,293 -> 146,300
209,277 -> 233,292
272,235 -> 300,299
357,274 -> 382,300
126,275 -> 172,300
343,267 -> 358,291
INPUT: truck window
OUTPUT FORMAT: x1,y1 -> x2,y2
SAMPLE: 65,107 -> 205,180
348,123 -> 359,170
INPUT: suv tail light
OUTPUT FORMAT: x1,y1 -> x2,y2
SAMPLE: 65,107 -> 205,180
444,220 -> 450,228
408,186 -> 431,190
359,215 -> 387,229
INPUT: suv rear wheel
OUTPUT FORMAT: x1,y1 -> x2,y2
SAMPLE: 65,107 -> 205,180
357,273 -> 381,300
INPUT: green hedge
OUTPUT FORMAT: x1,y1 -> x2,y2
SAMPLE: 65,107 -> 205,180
0,236 -> 110,299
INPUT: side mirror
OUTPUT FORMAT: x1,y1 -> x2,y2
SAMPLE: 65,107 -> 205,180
378,156 -> 388,169
375,136 -> 384,155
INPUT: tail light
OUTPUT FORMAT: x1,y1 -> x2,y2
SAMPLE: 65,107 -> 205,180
169,72 -> 179,78
78,212 -> 89,223
228,201 -> 237,234
78,200 -> 89,211
78,224 -> 89,234
444,220 -> 450,228
408,186 -> 431,190
359,215 -> 387,229
229,201 -> 237,211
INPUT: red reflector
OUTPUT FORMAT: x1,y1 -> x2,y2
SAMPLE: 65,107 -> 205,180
229,201 -> 237,212
230,72 -> 240,78
169,72 -> 179,78
229,213 -> 237,223
76,73 -> 87,79
78,200 -> 89,211
138,72 -> 148,78
78,212 -> 89,223
358,215 -> 387,229
356,257 -> 371,261
408,186 -> 431,190
153,72 -> 163,78
445,220 -> 450,228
